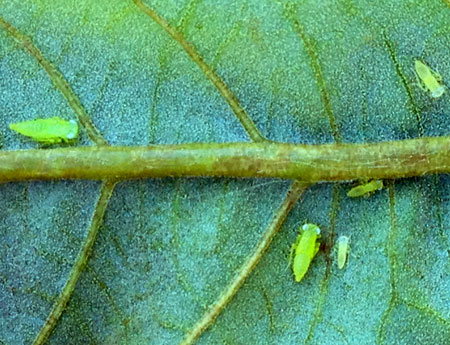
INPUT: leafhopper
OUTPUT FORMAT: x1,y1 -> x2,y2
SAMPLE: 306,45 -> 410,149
337,235 -> 350,269
289,223 -> 321,282
347,180 -> 383,198
9,117 -> 79,144
414,59 -> 445,98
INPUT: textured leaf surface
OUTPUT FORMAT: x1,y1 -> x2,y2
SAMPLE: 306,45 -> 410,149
0,1 -> 449,344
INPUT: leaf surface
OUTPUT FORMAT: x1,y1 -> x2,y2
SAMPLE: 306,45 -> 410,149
0,1 -> 449,344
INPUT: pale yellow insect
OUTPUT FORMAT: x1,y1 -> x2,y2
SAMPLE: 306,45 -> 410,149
337,235 -> 350,269
414,59 -> 445,98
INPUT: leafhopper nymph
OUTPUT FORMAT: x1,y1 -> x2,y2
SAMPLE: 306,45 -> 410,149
347,180 -> 383,198
9,117 -> 79,144
289,223 -> 321,282
414,59 -> 445,99
336,235 -> 350,269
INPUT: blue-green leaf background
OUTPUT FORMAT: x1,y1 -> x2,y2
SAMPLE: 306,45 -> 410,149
0,1 -> 449,344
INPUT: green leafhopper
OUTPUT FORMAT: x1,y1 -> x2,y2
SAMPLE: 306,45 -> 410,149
347,180 -> 383,198
9,117 -> 79,144
289,223 -> 321,282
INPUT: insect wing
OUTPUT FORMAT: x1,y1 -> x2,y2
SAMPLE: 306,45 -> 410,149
414,60 -> 431,80
293,251 -> 311,282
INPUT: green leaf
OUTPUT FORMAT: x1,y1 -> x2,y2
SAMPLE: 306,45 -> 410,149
0,1 -> 449,344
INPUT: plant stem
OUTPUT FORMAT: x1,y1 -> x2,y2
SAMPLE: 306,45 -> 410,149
1,137 -> 448,183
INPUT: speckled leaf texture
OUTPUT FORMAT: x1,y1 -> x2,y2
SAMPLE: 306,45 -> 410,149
0,1 -> 449,345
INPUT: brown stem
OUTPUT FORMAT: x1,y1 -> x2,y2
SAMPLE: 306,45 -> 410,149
1,137 -> 448,183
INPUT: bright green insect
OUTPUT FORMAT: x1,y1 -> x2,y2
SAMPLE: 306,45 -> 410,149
337,235 -> 350,269
414,59 -> 445,98
289,223 -> 321,282
347,180 -> 383,198
9,117 -> 79,144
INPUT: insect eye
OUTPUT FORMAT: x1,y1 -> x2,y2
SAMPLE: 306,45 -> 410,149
302,223 -> 321,234
66,131 -> 77,139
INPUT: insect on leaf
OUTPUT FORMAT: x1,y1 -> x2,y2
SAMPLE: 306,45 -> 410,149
347,180 -> 383,198
337,235 -> 350,269
290,223 -> 321,282
9,117 -> 79,144
414,59 -> 445,99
